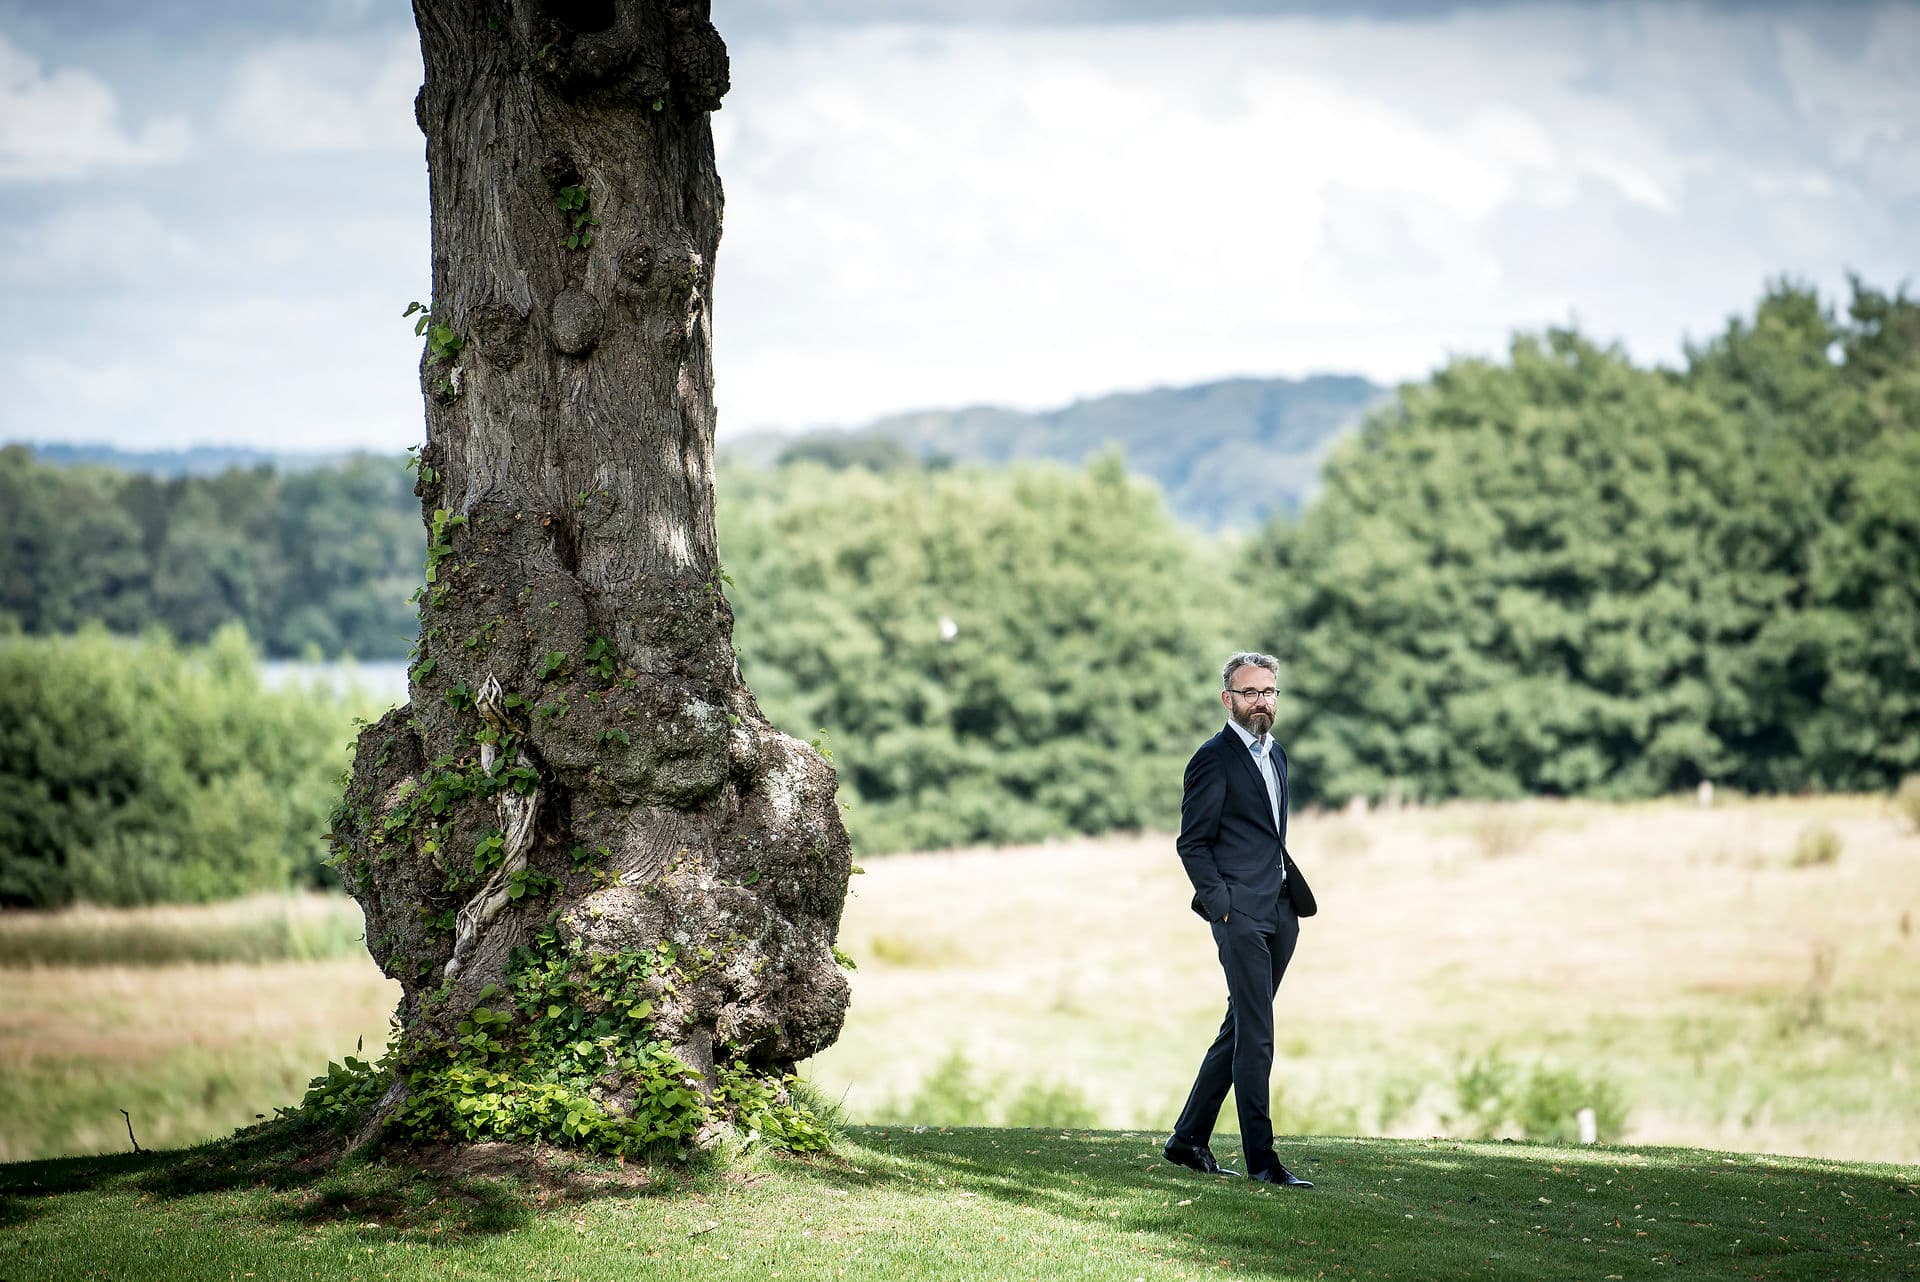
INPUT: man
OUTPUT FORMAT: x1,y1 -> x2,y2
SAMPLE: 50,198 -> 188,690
1164,651 -> 1319,1187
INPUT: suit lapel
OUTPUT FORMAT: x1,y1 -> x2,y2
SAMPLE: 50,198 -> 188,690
1223,724 -> 1280,837
1274,739 -> 1289,845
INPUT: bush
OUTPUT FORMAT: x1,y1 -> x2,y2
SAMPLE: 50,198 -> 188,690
721,458 -> 1233,855
297,947 -> 834,1157
1894,775 -> 1920,834
1789,823 -> 1842,868
1002,1078 -> 1101,1130
1468,810 -> 1545,859
874,1048 -> 997,1126
870,1046 -> 1101,1129
0,625 -> 369,907
1515,1065 -> 1629,1144
1443,1049 -> 1629,1143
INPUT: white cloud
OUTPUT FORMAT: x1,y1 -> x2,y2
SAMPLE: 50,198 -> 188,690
3,3 -> 1915,453
709,15 -> 1711,430
698,5 -> 1917,434
1776,6 -> 1920,198
219,31 -> 422,153
1,288 -> 426,450
0,35 -> 189,181
0,201 -> 190,285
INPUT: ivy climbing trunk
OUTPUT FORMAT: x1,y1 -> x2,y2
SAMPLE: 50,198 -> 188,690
327,0 -> 851,1151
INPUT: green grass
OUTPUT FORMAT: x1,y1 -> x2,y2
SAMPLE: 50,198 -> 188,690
0,1035 -> 362,1165
0,894 -> 369,966
1,1126 -> 1913,1280
0,960 -> 396,1163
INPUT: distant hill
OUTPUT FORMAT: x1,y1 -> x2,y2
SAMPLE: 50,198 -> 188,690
26,371 -> 1388,529
730,374 -> 1387,530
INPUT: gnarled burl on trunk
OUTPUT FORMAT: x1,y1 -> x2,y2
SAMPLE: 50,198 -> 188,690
327,0 -> 851,1148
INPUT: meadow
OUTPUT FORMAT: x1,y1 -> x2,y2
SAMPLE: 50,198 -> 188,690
2,794 -> 1916,1168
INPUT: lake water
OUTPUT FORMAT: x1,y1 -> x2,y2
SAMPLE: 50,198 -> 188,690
259,658 -> 411,707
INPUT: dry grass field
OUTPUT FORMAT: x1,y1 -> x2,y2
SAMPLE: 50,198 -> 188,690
3,794 -> 1915,1165
812,792 -> 1920,1163
0,958 -> 397,1162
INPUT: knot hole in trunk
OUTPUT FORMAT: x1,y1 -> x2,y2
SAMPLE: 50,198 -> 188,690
550,508 -> 581,573
540,0 -> 618,34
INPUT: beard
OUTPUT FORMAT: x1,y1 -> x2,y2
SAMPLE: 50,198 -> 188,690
1234,707 -> 1273,737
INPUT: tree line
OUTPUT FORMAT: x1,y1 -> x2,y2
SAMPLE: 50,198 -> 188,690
0,448 -> 420,660
2,277 -> 1913,891
1263,279 -> 1918,802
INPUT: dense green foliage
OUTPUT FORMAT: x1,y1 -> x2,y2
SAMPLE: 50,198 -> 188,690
1263,279 -> 1920,803
720,457 -> 1233,852
0,626 -> 363,907
5,278 -> 1915,861
0,446 -> 420,659
294,936 -> 830,1156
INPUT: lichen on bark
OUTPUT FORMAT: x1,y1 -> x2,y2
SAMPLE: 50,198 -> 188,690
322,0 -> 850,1151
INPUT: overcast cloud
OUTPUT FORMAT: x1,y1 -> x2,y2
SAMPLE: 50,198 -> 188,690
0,1 -> 1914,450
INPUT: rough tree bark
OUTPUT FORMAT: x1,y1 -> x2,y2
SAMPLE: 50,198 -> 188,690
327,0 -> 851,1146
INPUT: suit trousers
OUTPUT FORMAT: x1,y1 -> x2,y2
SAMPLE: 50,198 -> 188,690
1171,899 -> 1300,1167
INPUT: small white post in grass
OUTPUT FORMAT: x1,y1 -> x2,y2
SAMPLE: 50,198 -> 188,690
1696,779 -> 1715,808
1577,1107 -> 1598,1145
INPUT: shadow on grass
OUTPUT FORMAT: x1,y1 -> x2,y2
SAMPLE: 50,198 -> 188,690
3,1123 -> 1911,1278
0,1116 -> 694,1242
773,1128 -> 1918,1281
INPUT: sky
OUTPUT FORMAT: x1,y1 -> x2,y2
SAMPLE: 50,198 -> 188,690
0,0 -> 1915,451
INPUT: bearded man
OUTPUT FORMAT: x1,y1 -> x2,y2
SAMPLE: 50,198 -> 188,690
1163,651 -> 1319,1187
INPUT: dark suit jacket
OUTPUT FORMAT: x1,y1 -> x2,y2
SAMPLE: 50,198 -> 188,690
1176,724 -> 1318,924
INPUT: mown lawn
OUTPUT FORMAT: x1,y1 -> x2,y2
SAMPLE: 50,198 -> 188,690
2,1126 -> 1913,1281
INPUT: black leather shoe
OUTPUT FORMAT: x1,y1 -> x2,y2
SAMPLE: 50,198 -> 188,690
1248,1162 -> 1313,1188
1163,1136 -> 1239,1177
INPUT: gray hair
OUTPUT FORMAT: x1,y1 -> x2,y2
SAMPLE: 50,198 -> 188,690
1221,651 -> 1279,689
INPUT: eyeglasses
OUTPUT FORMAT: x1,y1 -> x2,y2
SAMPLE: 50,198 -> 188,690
1227,687 -> 1278,703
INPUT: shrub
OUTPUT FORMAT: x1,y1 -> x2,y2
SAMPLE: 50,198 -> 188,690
866,933 -> 950,967
292,941 -> 832,1157
870,1046 -> 1102,1129
0,625 -> 369,908
1789,823 -> 1842,868
1445,1050 -> 1520,1137
721,459 -> 1233,855
1894,775 -> 1920,834
874,1048 -> 996,1126
1375,1073 -> 1425,1131
1443,1049 -> 1630,1143
1001,1078 -> 1101,1129
1515,1065 -> 1629,1144
1468,810 -> 1545,859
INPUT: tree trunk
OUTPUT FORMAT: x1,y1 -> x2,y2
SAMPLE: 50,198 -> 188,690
328,0 -> 850,1150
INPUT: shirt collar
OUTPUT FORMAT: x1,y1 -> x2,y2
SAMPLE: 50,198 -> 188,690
1226,719 -> 1268,755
